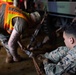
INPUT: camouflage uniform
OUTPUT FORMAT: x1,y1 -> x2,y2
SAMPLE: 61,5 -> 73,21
43,46 -> 76,75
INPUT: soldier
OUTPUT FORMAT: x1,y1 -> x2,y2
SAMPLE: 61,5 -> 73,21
0,2 -> 41,63
38,21 -> 76,75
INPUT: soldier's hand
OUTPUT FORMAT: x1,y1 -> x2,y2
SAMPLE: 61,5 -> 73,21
43,58 -> 48,65
37,54 -> 46,62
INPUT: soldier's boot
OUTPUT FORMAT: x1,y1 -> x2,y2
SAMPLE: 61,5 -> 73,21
6,53 -> 23,63
13,55 -> 23,62
5,53 -> 13,63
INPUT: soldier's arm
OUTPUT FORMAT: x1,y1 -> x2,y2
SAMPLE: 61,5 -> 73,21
44,46 -> 69,63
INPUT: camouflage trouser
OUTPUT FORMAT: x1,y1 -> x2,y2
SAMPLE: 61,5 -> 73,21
0,34 -> 10,54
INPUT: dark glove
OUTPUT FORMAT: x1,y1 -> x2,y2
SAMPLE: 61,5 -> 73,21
37,54 -> 46,62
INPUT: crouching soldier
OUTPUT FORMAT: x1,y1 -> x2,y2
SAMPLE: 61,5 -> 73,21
0,2 -> 41,63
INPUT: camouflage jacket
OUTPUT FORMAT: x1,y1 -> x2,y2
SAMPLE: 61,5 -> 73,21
43,46 -> 76,75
